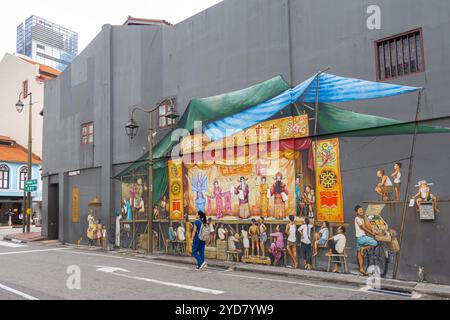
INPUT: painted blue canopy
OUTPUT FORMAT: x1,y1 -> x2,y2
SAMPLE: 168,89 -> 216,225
204,73 -> 422,141
302,73 -> 422,103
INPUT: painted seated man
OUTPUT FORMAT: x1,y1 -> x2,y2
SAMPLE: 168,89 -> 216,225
375,170 -> 393,201
354,205 -> 378,276
413,180 -> 440,213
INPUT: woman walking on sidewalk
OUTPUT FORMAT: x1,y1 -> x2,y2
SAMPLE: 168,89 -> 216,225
191,211 -> 207,270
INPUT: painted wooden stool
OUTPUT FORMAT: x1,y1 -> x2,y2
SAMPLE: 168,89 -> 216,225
326,249 -> 349,274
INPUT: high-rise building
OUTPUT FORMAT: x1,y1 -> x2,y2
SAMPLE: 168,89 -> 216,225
16,15 -> 78,72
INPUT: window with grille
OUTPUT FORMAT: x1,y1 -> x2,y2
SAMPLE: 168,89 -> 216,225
19,166 -> 28,190
81,122 -> 94,145
0,164 -> 10,189
376,29 -> 425,81
158,98 -> 177,128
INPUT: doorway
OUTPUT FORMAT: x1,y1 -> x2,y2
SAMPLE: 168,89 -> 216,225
47,183 -> 59,240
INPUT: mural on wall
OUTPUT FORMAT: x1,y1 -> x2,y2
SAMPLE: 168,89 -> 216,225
179,115 -> 313,221
313,138 -> 344,223
115,72 -> 450,282
184,153 -> 297,219
168,160 -> 184,220
121,176 -> 148,221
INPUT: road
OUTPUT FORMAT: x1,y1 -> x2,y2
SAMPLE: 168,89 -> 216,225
0,229 -> 442,300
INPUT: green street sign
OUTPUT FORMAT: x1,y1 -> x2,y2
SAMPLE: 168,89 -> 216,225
25,179 -> 38,186
25,186 -> 38,192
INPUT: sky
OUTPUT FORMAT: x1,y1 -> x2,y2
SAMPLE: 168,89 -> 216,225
0,0 -> 223,57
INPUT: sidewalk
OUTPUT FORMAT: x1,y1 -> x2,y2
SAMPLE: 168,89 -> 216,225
3,232 -> 45,243
152,254 -> 450,299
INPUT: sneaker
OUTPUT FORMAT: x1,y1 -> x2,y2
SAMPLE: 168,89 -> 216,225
199,262 -> 207,270
286,265 -> 293,269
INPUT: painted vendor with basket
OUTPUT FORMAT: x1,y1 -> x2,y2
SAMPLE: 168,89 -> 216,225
354,205 -> 378,276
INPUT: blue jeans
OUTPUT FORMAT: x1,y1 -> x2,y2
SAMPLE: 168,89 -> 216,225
192,239 -> 206,268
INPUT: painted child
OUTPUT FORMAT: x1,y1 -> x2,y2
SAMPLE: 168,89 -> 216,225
413,180 -> 440,213
185,215 -> 192,256
313,221 -> 329,257
285,215 -> 298,269
258,217 -> 268,258
241,226 -> 250,258
96,220 -> 103,247
249,219 -> 260,257
391,163 -> 402,201
269,225 -> 284,266
207,218 -> 216,246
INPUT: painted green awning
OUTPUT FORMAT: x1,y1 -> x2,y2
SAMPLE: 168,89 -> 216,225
316,103 -> 450,137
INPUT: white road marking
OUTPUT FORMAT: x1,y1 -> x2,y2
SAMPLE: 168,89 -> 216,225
0,248 -> 70,256
0,283 -> 39,300
62,250 -> 192,271
0,240 -> 27,248
96,266 -> 224,295
96,266 -> 131,273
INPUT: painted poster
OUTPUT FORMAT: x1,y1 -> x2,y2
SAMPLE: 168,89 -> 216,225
169,160 -> 184,220
72,187 -> 79,223
314,138 -> 344,223
185,156 -> 296,220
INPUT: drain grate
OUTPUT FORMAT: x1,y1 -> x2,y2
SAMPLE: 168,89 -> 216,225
205,265 -> 233,273
365,287 -> 418,298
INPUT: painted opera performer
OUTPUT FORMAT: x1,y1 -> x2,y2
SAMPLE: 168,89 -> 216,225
270,172 -> 289,219
234,177 -> 250,219
207,179 -> 232,219
192,174 -> 207,212
259,177 -> 270,217
130,178 -> 145,218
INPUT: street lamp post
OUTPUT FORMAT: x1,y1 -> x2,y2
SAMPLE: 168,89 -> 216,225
125,101 -> 178,254
15,91 -> 33,233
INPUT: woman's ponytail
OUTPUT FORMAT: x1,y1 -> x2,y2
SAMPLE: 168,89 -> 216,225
198,211 -> 207,224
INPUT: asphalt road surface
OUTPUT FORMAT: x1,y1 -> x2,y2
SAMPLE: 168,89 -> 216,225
0,235 -> 443,300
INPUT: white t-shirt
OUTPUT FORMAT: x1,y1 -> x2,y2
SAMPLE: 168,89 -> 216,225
393,172 -> 401,184
298,224 -> 313,244
228,236 -> 236,251
287,224 -> 297,242
385,176 -> 393,186
333,234 -> 346,254
218,228 -> 226,240
177,226 -> 186,241
355,216 -> 366,238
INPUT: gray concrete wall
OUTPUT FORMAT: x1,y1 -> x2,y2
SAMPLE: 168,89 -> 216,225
43,0 -> 450,284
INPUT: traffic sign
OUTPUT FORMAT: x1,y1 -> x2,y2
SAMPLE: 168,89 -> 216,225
25,179 -> 38,186
25,185 -> 38,192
